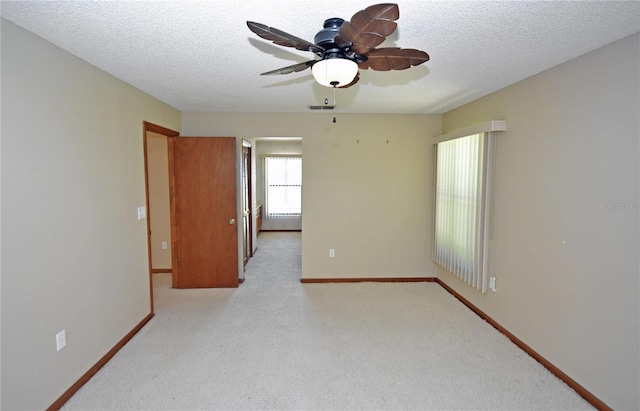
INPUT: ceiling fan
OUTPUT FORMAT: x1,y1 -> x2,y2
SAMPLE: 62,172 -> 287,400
247,3 -> 429,88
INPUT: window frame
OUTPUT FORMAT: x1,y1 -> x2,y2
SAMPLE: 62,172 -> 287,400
264,156 -> 302,218
432,121 -> 505,293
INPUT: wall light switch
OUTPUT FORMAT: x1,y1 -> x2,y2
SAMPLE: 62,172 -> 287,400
137,206 -> 146,220
56,330 -> 66,351
329,249 -> 335,258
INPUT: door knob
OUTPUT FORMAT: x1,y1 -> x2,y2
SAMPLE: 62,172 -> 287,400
229,218 -> 236,225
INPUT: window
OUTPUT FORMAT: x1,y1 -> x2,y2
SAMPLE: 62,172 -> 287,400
433,130 -> 497,293
265,156 -> 302,217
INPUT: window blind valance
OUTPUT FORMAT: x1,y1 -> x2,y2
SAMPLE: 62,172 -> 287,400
433,120 -> 506,144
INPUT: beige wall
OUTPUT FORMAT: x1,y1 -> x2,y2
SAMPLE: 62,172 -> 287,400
1,19 -> 181,409
146,132 -> 172,269
182,112 -> 442,280
439,33 -> 639,410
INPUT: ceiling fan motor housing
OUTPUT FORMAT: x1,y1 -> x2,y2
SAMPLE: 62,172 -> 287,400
314,18 -> 344,48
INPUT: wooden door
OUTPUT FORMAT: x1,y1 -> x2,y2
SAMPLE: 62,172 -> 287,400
168,137 -> 238,288
241,141 -> 253,266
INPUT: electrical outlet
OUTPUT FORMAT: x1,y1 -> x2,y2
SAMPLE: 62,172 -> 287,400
161,241 -> 168,250
329,249 -> 335,258
56,330 -> 67,351
489,277 -> 497,292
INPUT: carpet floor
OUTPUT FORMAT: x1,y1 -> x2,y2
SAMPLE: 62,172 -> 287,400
62,231 -> 592,410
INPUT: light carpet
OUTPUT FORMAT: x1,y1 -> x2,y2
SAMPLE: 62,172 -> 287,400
62,231 -> 592,410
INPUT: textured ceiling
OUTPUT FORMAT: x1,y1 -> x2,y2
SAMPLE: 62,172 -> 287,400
1,1 -> 638,114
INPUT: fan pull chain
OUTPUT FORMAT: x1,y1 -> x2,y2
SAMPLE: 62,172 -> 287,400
323,88 -> 338,123
332,86 -> 337,123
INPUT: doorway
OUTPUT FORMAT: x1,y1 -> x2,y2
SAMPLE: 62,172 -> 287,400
145,132 -> 172,273
254,138 -> 303,232
242,140 -> 253,267
143,122 -> 179,313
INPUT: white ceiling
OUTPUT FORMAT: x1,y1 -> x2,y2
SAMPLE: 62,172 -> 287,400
2,1 -> 638,114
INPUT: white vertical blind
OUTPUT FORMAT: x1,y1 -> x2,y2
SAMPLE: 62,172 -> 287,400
265,157 -> 302,217
434,132 -> 492,292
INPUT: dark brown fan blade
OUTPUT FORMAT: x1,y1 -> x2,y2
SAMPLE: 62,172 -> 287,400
359,48 -> 429,71
339,72 -> 360,88
260,60 -> 316,75
247,21 -> 324,55
338,3 -> 399,55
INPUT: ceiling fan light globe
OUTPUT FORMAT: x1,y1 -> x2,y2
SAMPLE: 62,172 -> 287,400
312,59 -> 358,87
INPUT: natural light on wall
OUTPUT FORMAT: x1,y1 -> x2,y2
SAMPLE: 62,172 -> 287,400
433,121 -> 506,293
